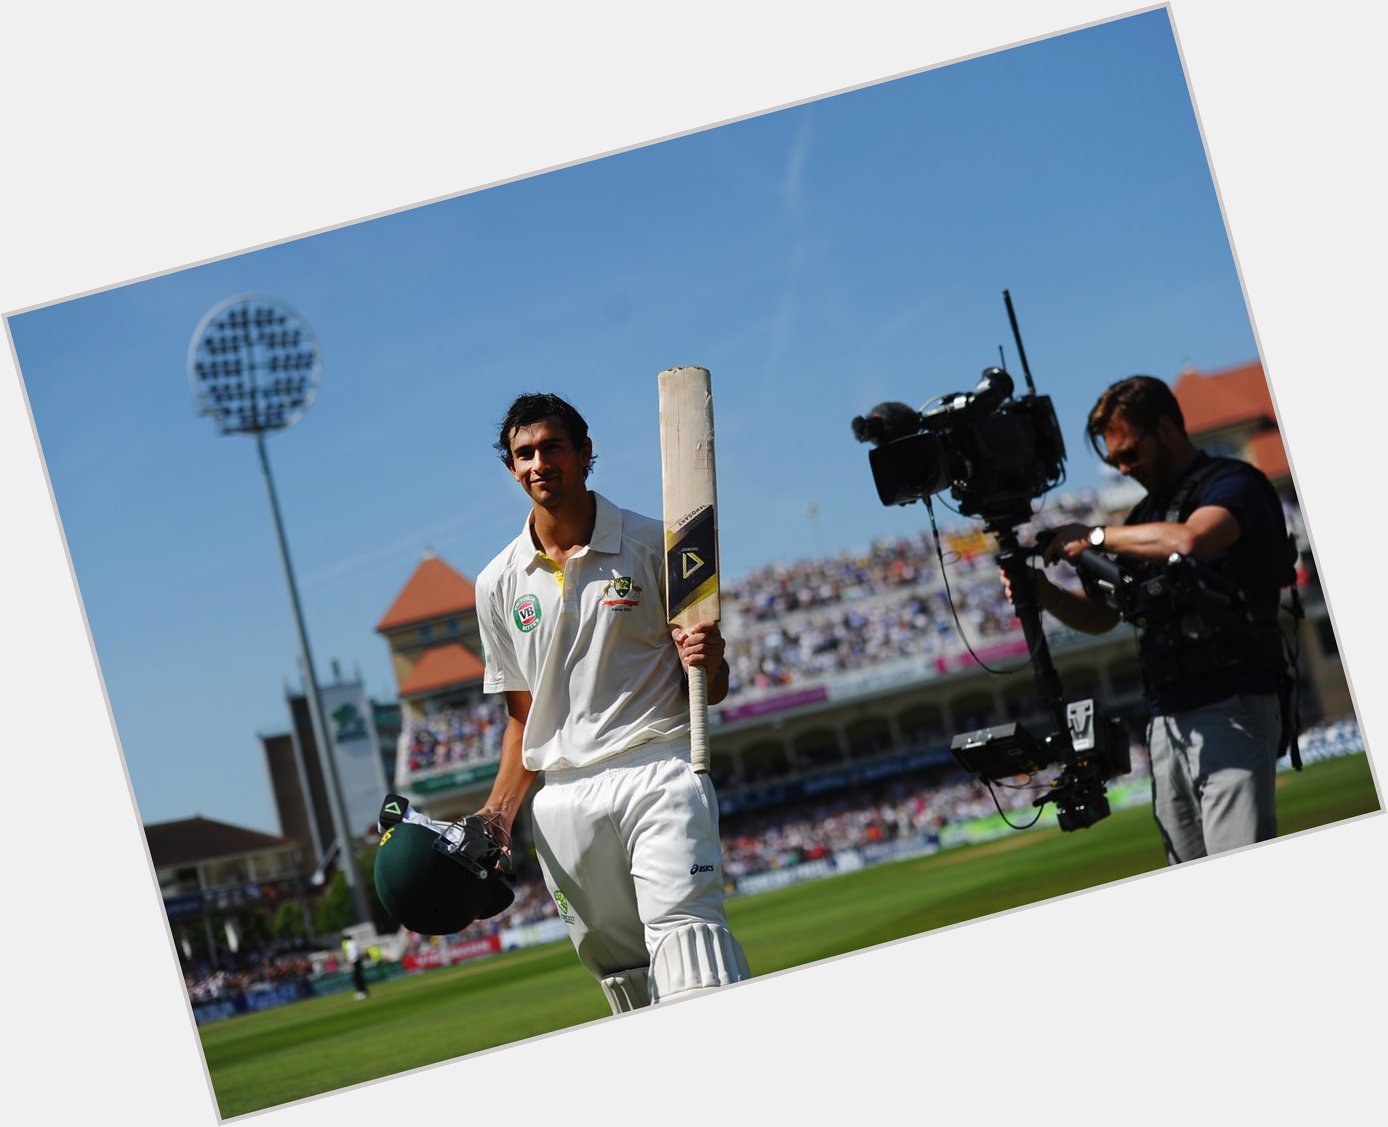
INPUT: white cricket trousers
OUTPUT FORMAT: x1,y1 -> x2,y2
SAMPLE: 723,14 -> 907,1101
531,736 -> 750,1008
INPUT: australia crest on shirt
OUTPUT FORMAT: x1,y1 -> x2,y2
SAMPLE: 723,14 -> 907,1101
601,575 -> 642,611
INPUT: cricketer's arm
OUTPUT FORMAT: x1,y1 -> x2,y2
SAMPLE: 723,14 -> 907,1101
476,689 -> 537,842
672,619 -> 730,705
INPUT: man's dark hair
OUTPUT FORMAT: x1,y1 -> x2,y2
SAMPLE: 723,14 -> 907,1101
1086,375 -> 1187,458
494,393 -> 596,477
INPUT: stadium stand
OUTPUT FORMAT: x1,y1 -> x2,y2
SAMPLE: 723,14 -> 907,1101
399,701 -> 505,778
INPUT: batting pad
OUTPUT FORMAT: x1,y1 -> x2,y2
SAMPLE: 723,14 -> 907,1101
600,967 -> 652,1014
648,922 -> 751,1003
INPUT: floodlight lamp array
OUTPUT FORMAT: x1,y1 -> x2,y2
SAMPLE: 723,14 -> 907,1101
188,294 -> 322,434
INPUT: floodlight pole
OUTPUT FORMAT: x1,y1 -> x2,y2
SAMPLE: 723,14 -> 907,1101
189,294 -> 370,932
256,430 -> 372,929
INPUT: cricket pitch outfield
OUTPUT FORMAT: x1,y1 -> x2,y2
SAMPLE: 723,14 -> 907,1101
200,753 -> 1379,1118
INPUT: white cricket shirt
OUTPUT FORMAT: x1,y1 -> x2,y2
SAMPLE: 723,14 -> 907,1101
476,492 -> 689,771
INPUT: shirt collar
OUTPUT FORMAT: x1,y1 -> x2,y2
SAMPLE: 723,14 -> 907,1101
516,491 -> 623,573
588,492 -> 622,554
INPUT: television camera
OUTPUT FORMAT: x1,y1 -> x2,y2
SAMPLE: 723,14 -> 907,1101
850,291 -> 1131,830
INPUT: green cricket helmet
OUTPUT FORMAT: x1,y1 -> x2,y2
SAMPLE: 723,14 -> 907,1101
373,795 -> 515,935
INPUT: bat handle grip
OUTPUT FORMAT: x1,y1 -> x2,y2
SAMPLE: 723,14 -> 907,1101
688,665 -> 710,774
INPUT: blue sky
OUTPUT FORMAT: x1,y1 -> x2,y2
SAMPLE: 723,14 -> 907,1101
10,10 -> 1261,835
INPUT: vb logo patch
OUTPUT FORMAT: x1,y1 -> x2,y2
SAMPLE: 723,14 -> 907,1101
601,575 -> 643,610
512,594 -> 542,633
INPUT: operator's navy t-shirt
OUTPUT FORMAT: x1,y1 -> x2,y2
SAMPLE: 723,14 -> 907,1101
1125,452 -> 1289,711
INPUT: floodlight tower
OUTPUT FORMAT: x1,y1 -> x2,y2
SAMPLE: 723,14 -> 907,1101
188,294 -> 370,928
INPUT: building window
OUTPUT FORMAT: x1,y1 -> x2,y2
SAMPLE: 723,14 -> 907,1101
420,623 -> 434,641
160,866 -> 201,896
204,859 -> 251,889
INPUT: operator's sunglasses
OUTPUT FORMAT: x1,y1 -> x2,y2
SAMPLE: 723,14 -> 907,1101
1103,431 -> 1154,470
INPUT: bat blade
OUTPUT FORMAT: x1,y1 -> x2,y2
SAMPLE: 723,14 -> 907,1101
658,365 -> 720,774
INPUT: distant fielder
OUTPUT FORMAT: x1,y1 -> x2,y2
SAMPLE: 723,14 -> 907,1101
470,391 -> 750,1012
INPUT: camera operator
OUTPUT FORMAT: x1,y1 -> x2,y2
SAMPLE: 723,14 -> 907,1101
1003,375 -> 1295,864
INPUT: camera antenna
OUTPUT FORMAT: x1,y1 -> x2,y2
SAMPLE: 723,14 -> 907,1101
1003,289 -> 1037,396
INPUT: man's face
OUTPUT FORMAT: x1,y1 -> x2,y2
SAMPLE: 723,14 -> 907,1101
506,417 -> 591,509
1100,412 -> 1178,494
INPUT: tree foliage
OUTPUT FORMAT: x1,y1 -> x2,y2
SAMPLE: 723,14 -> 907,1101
312,847 -> 394,935
271,899 -> 307,940
313,870 -> 352,934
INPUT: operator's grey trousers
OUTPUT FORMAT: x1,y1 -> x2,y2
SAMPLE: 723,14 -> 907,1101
1148,692 -> 1281,864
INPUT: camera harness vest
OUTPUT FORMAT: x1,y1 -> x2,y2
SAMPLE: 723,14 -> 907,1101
1127,455 -> 1304,769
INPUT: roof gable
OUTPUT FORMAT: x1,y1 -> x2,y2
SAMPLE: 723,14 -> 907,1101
1246,428 -> 1291,481
1174,361 -> 1277,434
398,642 -> 487,697
376,554 -> 477,632
144,817 -> 297,869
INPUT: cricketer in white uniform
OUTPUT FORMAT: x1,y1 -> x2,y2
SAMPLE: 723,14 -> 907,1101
474,393 -> 750,1013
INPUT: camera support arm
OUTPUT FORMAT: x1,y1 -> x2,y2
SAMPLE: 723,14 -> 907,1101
991,521 -> 1075,757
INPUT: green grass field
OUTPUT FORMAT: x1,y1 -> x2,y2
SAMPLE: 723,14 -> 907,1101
201,754 -> 1380,1119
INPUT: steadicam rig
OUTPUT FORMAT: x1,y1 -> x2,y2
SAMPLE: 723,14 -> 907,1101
850,291 -> 1131,830
950,699 -> 1131,832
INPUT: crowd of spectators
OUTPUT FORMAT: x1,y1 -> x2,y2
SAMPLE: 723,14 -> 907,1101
393,496 -> 1116,787
721,771 -> 1048,879
721,493 -> 1106,698
417,734 -> 1158,941
702,485 -> 1306,712
398,700 -> 505,778
722,489 -> 1324,701
1288,714 -> 1363,766
184,950 -> 314,1003
393,491 -> 1312,789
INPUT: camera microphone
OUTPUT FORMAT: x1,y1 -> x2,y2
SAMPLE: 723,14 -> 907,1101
851,401 -> 924,446
920,367 -> 1015,427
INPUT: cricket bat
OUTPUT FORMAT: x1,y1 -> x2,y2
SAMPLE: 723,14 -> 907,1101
659,365 -> 720,775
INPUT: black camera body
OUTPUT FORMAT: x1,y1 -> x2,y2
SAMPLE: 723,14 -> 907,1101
851,366 -> 1066,525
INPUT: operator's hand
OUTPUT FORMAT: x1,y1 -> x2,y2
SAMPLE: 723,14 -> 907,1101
999,567 -> 1018,608
672,620 -> 726,673
999,566 -> 1056,613
1041,522 -> 1094,565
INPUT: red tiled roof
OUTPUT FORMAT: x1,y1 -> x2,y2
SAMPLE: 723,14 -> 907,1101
1172,360 -> 1291,482
398,643 -> 486,697
144,817 -> 297,869
376,554 -> 477,632
1173,361 -> 1277,434
1247,429 -> 1291,481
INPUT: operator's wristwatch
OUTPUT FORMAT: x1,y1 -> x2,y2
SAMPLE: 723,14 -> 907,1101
1088,525 -> 1106,549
